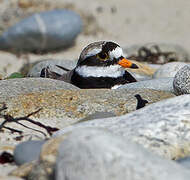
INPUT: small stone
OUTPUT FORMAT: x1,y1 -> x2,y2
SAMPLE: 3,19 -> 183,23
153,62 -> 188,78
9,161 -> 36,178
28,135 -> 67,180
14,140 -> 46,165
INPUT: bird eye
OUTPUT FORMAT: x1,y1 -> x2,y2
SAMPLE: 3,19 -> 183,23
97,52 -> 109,60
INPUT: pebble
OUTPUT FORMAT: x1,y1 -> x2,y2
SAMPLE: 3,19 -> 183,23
118,77 -> 174,93
27,59 -> 77,77
0,10 -> 82,52
173,65 -> 190,95
14,140 -> 46,165
153,62 -> 188,78
54,94 -> 190,159
55,128 -> 190,180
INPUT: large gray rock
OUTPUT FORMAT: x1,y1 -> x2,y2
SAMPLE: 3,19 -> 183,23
0,78 -> 78,97
173,65 -> 190,95
54,94 -> 190,159
14,140 -> 46,165
118,77 -> 174,93
153,62 -> 188,78
27,59 -> 77,77
55,128 -> 190,180
0,10 -> 82,52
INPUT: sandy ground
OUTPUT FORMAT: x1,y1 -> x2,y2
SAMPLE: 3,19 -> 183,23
0,0 -> 190,76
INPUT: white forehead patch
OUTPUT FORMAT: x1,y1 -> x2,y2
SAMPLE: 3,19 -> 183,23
109,46 -> 123,60
75,65 -> 125,78
84,48 -> 102,59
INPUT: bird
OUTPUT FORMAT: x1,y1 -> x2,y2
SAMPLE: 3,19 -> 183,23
41,41 -> 139,89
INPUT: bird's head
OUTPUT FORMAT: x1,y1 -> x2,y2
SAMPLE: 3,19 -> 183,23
75,41 -> 138,78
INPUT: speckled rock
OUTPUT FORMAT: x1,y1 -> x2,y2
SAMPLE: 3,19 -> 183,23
0,89 -> 174,145
0,10 -> 82,52
27,59 -> 76,77
54,94 -> 190,160
55,128 -> 190,180
153,62 -> 188,78
118,78 -> 174,93
124,43 -> 189,63
14,140 -> 46,165
0,88 -> 174,120
173,65 -> 190,95
0,78 -> 79,97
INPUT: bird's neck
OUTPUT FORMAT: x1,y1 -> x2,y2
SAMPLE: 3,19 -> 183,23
71,68 -> 133,89
75,65 -> 125,78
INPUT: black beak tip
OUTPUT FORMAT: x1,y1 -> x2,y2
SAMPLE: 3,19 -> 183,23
131,63 -> 139,69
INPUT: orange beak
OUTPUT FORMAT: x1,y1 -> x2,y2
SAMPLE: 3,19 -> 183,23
118,58 -> 138,69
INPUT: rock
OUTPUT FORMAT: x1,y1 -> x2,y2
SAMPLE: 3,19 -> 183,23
54,94 -> 190,160
177,157 -> 190,169
14,140 -> 46,165
28,135 -> 67,180
124,43 -> 189,64
55,128 -> 190,180
118,77 -> 174,93
0,88 -> 174,120
153,62 -> 188,78
9,161 -> 36,179
0,78 -> 79,97
27,59 -> 77,77
0,10 -> 82,52
173,65 -> 190,95
0,88 -> 174,146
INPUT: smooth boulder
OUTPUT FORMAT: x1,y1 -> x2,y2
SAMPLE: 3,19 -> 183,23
56,128 -> 190,180
0,10 -> 82,52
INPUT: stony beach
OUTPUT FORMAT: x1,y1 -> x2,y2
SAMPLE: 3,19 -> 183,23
1,0 -> 190,180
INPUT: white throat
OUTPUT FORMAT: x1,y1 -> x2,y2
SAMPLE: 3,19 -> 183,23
75,65 -> 125,78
